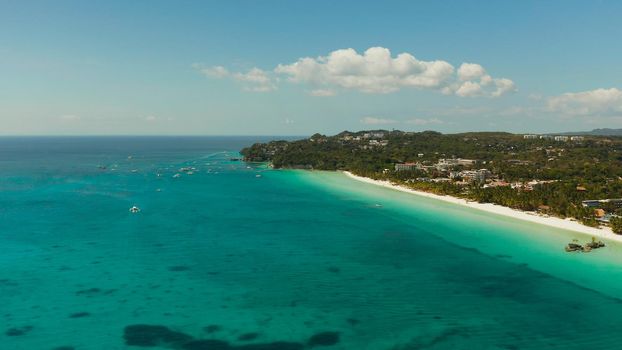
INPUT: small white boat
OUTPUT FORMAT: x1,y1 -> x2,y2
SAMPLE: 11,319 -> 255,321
256,174 -> 262,178
173,173 -> 181,178
129,206 -> 141,213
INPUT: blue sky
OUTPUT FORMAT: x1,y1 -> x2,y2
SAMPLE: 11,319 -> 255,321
2,0 -> 622,135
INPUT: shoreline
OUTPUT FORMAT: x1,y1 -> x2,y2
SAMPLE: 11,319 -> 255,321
343,171 -> 622,244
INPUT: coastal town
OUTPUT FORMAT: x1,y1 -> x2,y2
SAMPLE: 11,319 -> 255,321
242,129 -> 622,233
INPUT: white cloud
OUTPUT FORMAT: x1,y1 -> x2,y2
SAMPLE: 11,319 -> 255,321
492,78 -> 517,97
406,118 -> 444,125
455,81 -> 482,97
195,65 -> 230,78
457,63 -> 486,81
454,63 -> 516,97
547,88 -> 622,116
196,47 -> 515,98
275,47 -> 456,94
194,64 -> 275,92
145,115 -> 157,122
360,116 -> 397,125
309,89 -> 337,97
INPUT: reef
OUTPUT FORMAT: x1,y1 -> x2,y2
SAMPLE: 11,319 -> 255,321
238,332 -> 260,341
169,266 -> 191,272
124,324 -> 336,349
5,326 -> 33,336
124,324 -> 193,347
203,325 -> 222,334
307,332 -> 340,347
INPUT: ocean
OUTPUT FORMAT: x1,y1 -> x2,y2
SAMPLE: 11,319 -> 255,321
2,136 -> 622,350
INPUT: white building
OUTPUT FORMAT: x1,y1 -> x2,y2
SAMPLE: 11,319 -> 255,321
395,163 -> 420,171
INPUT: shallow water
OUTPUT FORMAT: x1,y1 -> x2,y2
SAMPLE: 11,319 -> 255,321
2,137 -> 622,350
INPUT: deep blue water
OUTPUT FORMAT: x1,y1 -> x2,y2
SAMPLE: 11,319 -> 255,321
2,137 -> 622,350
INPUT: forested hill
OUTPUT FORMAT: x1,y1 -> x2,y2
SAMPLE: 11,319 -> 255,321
559,128 -> 622,136
241,130 -> 622,230
241,130 -> 622,181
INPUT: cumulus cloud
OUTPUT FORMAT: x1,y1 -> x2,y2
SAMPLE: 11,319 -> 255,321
360,116 -> 397,125
194,64 -> 275,92
275,47 -> 456,94
195,47 -> 515,98
196,65 -> 230,78
547,88 -> 622,116
309,89 -> 337,97
453,63 -> 516,97
455,81 -> 482,97
457,63 -> 486,81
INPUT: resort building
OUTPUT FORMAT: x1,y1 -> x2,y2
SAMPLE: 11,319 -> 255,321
570,136 -> 585,141
581,199 -> 622,208
436,158 -> 476,170
394,163 -> 420,171
523,134 -> 539,139
457,169 -> 491,183
554,136 -> 569,142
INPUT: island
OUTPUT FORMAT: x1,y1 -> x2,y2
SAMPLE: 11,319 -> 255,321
241,130 -> 622,234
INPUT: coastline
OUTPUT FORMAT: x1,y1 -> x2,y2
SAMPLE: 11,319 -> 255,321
343,171 -> 622,244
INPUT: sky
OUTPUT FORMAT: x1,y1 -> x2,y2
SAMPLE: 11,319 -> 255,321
1,0 -> 622,136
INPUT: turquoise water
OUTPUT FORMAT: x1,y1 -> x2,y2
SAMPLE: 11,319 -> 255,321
3,137 -> 622,350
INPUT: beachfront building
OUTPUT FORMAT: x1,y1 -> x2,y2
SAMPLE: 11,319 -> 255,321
483,181 -> 510,188
581,199 -> 622,208
458,169 -> 491,183
395,163 -> 420,171
475,169 -> 492,182
436,158 -> 476,171
363,132 -> 385,139
368,139 -> 389,147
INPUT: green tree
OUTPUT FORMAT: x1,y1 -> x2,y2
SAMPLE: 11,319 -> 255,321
610,217 -> 622,234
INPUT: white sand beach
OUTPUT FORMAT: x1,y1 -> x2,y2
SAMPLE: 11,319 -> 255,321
343,171 -> 622,244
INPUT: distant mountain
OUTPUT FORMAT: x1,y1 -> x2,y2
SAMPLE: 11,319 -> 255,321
558,128 -> 622,136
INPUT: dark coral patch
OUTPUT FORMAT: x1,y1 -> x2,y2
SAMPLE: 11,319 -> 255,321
181,339 -> 231,350
75,287 -> 116,296
169,266 -> 190,272
327,267 -> 340,273
123,324 -> 193,347
204,325 -> 222,334
346,318 -> 359,326
69,312 -> 91,318
6,326 -> 33,336
308,332 -> 340,347
238,332 -> 260,341
0,279 -> 18,286
75,288 -> 101,295
52,347 -> 75,350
